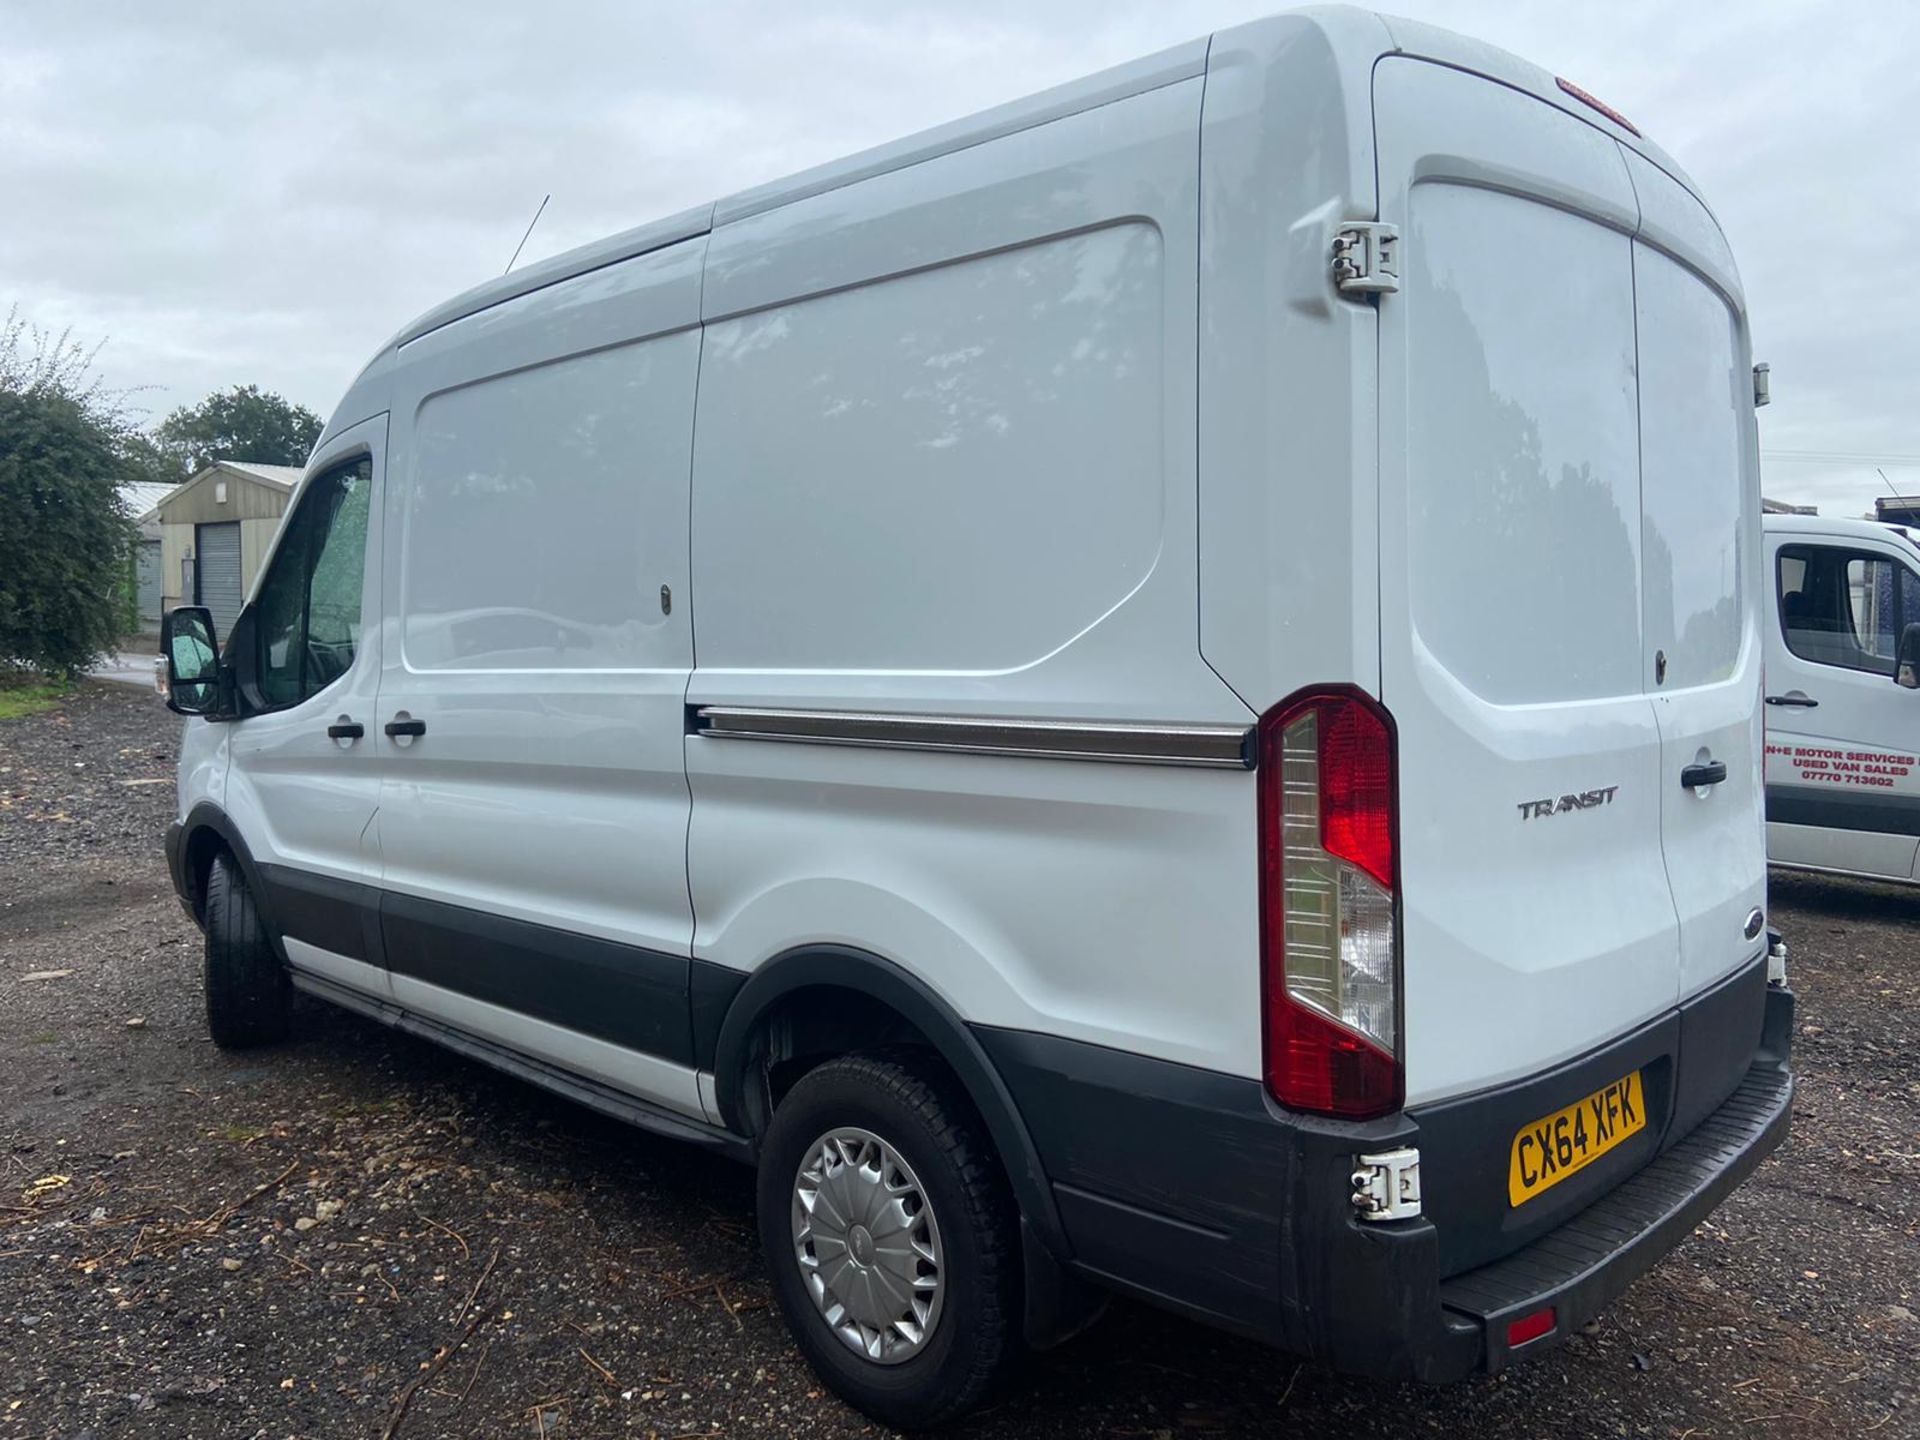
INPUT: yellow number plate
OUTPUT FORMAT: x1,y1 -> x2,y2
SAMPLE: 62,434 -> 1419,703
1508,1070 -> 1646,1207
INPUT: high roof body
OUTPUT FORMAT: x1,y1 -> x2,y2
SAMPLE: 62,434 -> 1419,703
320,5 -> 1718,447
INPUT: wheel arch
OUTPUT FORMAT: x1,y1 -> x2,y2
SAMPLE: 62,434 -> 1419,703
710,944 -> 1070,1260
175,803 -> 282,943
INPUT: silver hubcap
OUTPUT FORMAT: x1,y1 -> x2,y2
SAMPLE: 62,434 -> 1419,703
791,1127 -> 944,1364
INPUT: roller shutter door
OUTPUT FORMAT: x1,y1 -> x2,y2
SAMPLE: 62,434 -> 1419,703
194,522 -> 243,636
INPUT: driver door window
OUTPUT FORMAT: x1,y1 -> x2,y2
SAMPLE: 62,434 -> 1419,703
253,458 -> 372,708
1777,544 -> 1913,676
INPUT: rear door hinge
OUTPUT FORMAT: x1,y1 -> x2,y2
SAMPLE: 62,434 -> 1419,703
1333,222 -> 1400,296
1351,1146 -> 1422,1221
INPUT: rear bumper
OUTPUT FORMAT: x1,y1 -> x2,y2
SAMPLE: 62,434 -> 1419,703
1441,1054 -> 1790,1372
978,961 -> 1794,1381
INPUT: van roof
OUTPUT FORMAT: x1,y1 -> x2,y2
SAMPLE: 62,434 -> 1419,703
383,30 -> 1213,353
360,6 -> 1714,385
1767,513 -> 1920,552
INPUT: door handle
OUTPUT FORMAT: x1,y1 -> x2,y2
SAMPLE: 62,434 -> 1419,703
384,716 -> 427,739
1681,760 -> 1728,789
1764,692 -> 1818,708
326,720 -> 364,740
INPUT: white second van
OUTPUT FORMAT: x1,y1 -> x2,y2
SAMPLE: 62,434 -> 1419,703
158,8 -> 1794,1425
1764,512 -> 1920,883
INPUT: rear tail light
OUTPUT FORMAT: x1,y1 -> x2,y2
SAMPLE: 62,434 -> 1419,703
1258,688 -> 1402,1118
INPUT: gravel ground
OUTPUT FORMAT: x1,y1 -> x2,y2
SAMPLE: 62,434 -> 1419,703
1,682 -> 1914,1439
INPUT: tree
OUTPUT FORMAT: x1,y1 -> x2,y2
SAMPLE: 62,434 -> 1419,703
0,308 -> 139,676
156,383 -> 322,476
116,429 -> 180,491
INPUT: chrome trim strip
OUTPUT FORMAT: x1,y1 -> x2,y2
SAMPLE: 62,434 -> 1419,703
693,706 -> 1256,769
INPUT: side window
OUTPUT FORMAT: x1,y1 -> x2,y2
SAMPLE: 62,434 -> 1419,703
305,470 -> 371,688
252,458 -> 373,708
1778,545 -> 1909,675
1846,557 -> 1899,664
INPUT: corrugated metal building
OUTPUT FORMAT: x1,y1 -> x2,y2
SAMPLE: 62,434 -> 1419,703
117,480 -> 176,632
140,460 -> 301,636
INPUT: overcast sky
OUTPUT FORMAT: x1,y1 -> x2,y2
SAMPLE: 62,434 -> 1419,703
3,1 -> 1914,514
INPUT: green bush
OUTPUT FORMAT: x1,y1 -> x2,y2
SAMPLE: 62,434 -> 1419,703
0,387 -> 136,675
0,309 -> 140,677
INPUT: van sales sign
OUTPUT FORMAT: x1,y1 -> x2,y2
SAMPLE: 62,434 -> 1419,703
1765,743 -> 1916,791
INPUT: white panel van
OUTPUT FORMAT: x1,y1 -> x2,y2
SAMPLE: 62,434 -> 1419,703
1763,513 -> 1920,883
158,8 -> 1795,1425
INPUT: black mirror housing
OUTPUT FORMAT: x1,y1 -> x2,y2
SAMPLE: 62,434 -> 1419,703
161,606 -> 224,715
1897,622 -> 1920,690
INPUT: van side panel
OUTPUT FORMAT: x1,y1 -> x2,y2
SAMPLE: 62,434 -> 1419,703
697,225 -> 1164,675
1769,822 -> 1920,883
1197,12 -> 1387,713
375,238 -> 706,1119
687,80 -> 1264,1077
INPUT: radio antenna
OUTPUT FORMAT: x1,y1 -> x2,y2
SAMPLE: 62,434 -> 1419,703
505,194 -> 551,275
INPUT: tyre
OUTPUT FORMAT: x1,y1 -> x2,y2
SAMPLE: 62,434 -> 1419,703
203,851 -> 290,1048
757,1051 -> 1021,1429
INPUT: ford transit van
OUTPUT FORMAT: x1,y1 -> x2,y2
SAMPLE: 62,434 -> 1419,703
1765,512 -> 1920,883
159,8 -> 1794,1425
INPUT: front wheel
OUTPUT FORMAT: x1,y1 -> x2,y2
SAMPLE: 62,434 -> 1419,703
203,851 -> 290,1048
756,1051 -> 1020,1428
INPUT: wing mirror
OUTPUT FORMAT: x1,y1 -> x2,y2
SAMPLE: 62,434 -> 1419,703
1897,623 -> 1920,690
161,606 -> 223,716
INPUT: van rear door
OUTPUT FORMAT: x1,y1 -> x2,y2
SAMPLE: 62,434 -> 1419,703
1629,153 -> 1766,1002
1374,59 -> 1678,1103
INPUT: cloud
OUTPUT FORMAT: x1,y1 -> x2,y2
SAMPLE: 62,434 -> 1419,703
2,1 -> 1913,513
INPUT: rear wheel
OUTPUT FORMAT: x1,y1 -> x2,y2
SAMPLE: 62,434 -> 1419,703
757,1051 -> 1020,1428
203,851 -> 290,1048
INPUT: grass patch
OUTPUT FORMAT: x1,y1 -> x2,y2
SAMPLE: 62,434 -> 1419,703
0,679 -> 72,721
28,1032 -> 59,1045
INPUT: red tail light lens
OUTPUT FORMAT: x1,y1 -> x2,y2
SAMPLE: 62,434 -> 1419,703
1259,688 -> 1402,1119
1318,699 -> 1395,888
1506,1306 -> 1557,1347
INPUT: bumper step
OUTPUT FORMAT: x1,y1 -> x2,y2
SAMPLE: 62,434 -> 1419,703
1440,1060 -> 1793,1372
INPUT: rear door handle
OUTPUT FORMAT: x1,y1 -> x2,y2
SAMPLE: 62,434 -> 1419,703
384,717 -> 427,738
1765,692 -> 1818,708
1681,760 -> 1728,789
326,720 -> 364,740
